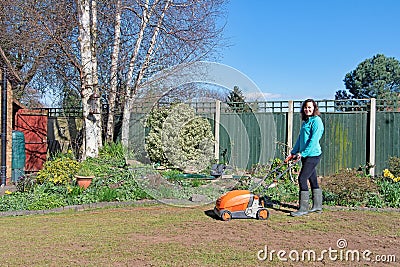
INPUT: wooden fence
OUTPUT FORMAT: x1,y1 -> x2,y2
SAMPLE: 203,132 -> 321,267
43,98 -> 400,177
129,98 -> 400,176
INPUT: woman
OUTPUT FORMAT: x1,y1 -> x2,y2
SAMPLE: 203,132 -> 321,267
285,99 -> 324,217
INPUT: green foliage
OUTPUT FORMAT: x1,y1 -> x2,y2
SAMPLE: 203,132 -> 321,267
377,178 -> 400,208
0,192 -> 30,211
145,103 -> 214,172
77,143 -> 129,179
322,166 -> 400,208
234,158 -> 299,203
27,193 -> 66,210
16,174 -> 36,193
0,183 -> 68,211
336,54 -> 400,100
267,179 -> 298,203
0,143 -> 150,212
36,151 -> 79,185
145,106 -> 170,164
98,142 -> 128,167
322,168 -> 379,207
160,169 -> 183,180
366,192 -> 385,208
76,160 -> 96,177
388,156 -> 400,177
226,86 -> 251,112
94,187 -> 119,202
62,86 -> 81,110
3,146 -> 400,212
250,158 -> 300,181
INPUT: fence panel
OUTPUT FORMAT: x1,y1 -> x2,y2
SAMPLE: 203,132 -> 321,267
291,112 -> 367,176
212,101 -> 287,168
128,113 -> 148,163
37,99 -> 400,178
219,112 -> 277,169
375,111 -> 400,174
320,113 -> 367,176
125,99 -> 400,177
273,113 -> 287,159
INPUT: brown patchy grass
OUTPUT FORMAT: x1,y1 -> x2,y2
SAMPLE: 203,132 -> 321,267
0,203 -> 398,266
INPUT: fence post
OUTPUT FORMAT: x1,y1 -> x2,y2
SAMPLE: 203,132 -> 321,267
369,98 -> 376,176
287,100 -> 294,154
214,100 -> 221,161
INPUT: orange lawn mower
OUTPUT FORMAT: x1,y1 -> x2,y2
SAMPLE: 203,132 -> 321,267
213,157 -> 300,221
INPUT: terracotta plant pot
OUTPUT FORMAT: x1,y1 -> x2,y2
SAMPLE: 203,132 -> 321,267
75,175 -> 94,189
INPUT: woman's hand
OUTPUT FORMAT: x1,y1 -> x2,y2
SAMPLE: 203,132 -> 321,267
284,154 -> 294,163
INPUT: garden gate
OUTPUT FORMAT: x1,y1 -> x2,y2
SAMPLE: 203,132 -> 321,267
15,109 -> 48,173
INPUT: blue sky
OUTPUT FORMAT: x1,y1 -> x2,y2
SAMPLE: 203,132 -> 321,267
219,0 -> 400,101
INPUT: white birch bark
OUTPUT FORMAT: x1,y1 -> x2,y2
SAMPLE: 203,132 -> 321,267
91,0 -> 102,150
106,0 -> 122,143
78,0 -> 101,158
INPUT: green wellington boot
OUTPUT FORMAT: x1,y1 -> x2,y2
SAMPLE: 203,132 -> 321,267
290,191 -> 309,217
309,188 -> 323,213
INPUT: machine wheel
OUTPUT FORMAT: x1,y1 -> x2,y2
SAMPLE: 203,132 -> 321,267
221,210 -> 232,221
256,208 -> 270,220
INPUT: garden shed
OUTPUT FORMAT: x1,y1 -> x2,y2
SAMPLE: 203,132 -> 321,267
0,51 -> 50,185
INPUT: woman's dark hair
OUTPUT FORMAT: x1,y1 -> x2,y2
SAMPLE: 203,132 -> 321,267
300,99 -> 320,121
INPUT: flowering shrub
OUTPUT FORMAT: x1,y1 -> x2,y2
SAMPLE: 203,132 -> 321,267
383,169 -> 400,182
36,151 -> 80,185
145,103 -> 214,172
322,168 -> 379,207
383,156 -> 400,182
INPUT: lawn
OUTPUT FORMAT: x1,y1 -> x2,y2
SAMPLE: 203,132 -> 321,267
0,203 -> 398,266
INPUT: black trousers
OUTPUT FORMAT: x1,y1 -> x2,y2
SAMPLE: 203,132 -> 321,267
298,155 -> 321,191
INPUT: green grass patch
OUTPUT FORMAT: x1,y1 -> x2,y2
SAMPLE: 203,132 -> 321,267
0,204 -> 398,266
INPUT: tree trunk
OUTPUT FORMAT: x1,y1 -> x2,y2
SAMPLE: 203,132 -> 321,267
78,0 -> 102,159
120,0 -> 169,148
106,0 -> 122,143
120,0 -> 153,147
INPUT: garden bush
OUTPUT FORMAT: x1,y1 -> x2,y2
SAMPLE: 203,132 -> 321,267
36,151 -> 79,185
0,143 -> 150,212
321,168 -> 379,207
322,165 -> 400,208
145,103 -> 214,172
388,156 -> 400,177
376,177 -> 400,208
145,106 -> 170,165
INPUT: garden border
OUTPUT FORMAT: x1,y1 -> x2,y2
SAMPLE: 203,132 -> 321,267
0,200 -> 399,217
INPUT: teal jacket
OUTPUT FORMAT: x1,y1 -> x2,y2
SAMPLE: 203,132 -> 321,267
291,115 -> 324,158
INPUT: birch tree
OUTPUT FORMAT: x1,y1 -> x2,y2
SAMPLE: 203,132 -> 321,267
114,0 -> 226,148
1,0 -> 227,156
77,0 -> 102,158
120,0 -> 169,147
106,0 -> 122,143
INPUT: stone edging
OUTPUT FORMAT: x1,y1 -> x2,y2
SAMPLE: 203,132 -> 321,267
0,199 -> 158,217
